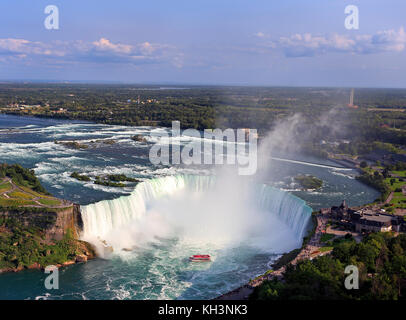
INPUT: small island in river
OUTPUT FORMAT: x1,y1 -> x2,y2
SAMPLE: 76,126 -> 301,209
70,172 -> 140,188
294,174 -> 323,190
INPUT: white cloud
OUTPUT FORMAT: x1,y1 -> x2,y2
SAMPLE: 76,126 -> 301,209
368,27 -> 406,52
92,38 -> 133,54
81,38 -> 175,64
0,38 -> 65,57
255,27 -> 406,57
0,37 -> 182,67
254,32 -> 266,38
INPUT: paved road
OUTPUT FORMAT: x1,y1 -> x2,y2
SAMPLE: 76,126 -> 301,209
384,191 -> 394,205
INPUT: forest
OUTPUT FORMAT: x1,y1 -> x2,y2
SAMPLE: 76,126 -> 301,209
1,83 -> 406,155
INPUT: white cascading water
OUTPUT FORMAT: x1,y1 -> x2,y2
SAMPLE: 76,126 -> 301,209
81,175 -> 312,257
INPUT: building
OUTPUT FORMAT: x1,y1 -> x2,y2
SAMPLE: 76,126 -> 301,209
322,200 -> 405,233
330,200 -> 355,220
355,213 -> 393,232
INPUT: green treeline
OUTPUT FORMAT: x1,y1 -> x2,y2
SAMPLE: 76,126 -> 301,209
70,171 -> 139,187
0,163 -> 48,194
356,172 -> 391,202
70,172 -> 91,181
2,85 -> 406,149
106,174 -> 139,183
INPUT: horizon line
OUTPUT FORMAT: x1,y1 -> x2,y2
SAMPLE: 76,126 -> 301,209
0,80 -> 405,90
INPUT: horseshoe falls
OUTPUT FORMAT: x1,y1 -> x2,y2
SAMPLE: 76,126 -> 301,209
0,115 -> 381,300
81,175 -> 312,257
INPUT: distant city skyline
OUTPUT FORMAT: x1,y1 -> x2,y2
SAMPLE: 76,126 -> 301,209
1,0 -> 406,87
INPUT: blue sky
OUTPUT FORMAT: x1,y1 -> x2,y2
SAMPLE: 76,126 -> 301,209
0,0 -> 405,87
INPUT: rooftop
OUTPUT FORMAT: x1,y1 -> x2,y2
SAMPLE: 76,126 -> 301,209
360,214 -> 392,224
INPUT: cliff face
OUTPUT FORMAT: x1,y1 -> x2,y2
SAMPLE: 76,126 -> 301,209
0,204 -> 96,273
44,204 -> 84,240
0,204 -> 84,241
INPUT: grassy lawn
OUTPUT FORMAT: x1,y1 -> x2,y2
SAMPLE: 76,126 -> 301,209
0,198 -> 37,207
0,165 -> 67,211
8,191 -> 34,200
37,198 -> 61,206
390,192 -> 406,209
391,170 -> 406,178
320,233 -> 335,243
16,185 -> 46,198
382,176 -> 406,209
385,178 -> 404,190
0,182 -> 12,192
0,182 -> 62,209
320,246 -> 333,252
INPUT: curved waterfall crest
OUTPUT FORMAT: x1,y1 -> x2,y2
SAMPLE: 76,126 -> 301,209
81,175 -> 312,248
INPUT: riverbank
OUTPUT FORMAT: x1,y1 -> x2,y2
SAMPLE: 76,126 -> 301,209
0,242 -> 95,274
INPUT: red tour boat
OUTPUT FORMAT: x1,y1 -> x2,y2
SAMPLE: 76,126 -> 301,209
189,255 -> 211,262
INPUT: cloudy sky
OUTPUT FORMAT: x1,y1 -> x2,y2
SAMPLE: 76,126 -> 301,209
0,0 -> 405,87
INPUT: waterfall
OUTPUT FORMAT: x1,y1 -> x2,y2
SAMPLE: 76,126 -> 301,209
257,184 -> 312,240
81,175 -> 312,253
81,175 -> 214,239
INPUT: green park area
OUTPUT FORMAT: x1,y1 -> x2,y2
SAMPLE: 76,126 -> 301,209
0,164 -> 67,210
357,163 -> 406,213
384,170 -> 406,210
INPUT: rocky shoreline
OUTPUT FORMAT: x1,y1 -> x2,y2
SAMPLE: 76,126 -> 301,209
0,252 -> 95,274
0,238 -> 96,274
